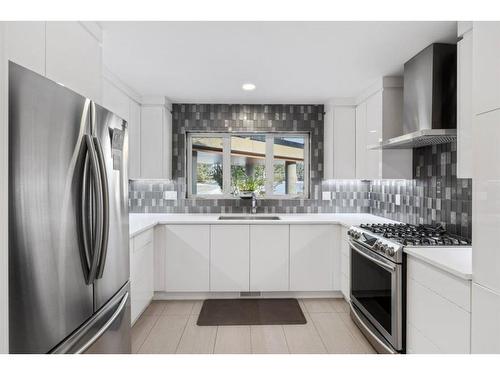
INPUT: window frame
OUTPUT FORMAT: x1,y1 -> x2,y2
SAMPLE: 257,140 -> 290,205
186,131 -> 310,199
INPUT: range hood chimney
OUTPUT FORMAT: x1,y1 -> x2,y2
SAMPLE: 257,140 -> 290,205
378,43 -> 457,149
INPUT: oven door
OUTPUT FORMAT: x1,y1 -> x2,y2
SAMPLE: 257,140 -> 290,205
349,240 -> 403,352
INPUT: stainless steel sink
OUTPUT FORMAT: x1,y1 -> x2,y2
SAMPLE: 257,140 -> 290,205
218,215 -> 281,221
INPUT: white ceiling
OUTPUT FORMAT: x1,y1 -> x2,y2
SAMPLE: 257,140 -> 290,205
100,21 -> 457,104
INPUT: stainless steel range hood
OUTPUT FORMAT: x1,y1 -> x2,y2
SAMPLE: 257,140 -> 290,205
375,43 -> 457,150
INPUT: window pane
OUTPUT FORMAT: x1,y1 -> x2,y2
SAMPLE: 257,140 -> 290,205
273,136 -> 305,195
191,137 -> 223,195
230,135 -> 266,195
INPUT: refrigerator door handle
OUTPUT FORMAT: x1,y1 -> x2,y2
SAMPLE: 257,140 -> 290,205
78,138 -> 92,284
93,136 -> 109,279
84,134 -> 104,284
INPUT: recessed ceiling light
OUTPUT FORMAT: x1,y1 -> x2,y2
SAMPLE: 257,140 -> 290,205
242,83 -> 256,91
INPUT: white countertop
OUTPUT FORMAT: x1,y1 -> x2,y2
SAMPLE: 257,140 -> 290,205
129,213 -> 400,238
404,246 -> 472,280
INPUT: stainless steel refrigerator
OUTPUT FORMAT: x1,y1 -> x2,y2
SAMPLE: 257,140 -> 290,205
8,62 -> 131,354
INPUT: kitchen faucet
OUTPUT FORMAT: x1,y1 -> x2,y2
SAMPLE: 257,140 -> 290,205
251,192 -> 257,214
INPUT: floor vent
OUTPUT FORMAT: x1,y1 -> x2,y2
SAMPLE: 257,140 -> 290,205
240,291 -> 261,297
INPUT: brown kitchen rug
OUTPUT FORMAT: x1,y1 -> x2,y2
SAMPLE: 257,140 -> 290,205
196,298 -> 306,326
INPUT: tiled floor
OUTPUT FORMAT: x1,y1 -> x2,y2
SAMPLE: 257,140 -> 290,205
131,298 -> 376,354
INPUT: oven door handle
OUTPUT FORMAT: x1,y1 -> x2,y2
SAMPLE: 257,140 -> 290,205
349,240 -> 396,272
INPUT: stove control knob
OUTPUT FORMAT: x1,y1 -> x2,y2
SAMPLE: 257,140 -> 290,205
354,232 -> 361,239
374,242 -> 380,250
347,230 -> 352,236
386,247 -> 395,256
382,244 -> 388,253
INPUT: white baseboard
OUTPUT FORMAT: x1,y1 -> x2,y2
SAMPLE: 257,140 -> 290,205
154,290 -> 344,301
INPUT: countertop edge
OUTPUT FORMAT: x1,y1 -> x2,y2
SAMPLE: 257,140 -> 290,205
128,214 -> 399,238
404,248 -> 472,281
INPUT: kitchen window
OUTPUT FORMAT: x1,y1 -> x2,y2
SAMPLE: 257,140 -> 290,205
187,132 -> 310,198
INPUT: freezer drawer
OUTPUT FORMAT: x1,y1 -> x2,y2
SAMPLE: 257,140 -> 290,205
51,282 -> 131,354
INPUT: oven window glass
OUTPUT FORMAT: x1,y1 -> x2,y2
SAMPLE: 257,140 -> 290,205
351,247 -> 392,334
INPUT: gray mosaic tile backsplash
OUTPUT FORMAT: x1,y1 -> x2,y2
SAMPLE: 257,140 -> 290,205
129,103 -> 472,239
370,143 -> 472,239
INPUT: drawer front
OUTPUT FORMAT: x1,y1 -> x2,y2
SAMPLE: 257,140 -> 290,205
407,277 -> 471,353
407,256 -> 471,311
406,322 -> 441,354
133,228 -> 153,251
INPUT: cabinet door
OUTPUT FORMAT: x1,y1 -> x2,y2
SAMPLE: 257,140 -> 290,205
407,277 -> 470,353
210,225 -> 250,292
333,107 -> 356,179
128,100 -> 141,179
5,21 -> 45,75
164,225 -> 210,292
131,230 -> 154,324
45,22 -> 102,102
355,102 -> 367,179
340,227 -> 350,301
472,109 -> 500,291
457,30 -> 473,178
471,283 -> 500,353
289,225 -> 335,291
365,92 -> 383,180
473,22 -> 500,114
140,106 -> 164,179
250,225 -> 289,292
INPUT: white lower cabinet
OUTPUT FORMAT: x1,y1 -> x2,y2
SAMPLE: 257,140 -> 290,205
250,225 -> 289,292
471,283 -> 500,353
164,225 -> 210,292
130,229 -> 154,324
289,225 -> 336,291
210,225 -> 250,292
339,227 -> 350,301
157,223 -> 340,294
406,257 -> 471,353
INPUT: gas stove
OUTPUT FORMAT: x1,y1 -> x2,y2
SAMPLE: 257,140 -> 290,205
347,223 -> 471,264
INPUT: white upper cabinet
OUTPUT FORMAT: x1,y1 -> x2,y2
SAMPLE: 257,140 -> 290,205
355,101 -> 368,179
355,80 -> 412,180
140,105 -> 165,179
4,22 -> 45,76
128,100 -> 141,179
457,29 -> 473,178
473,22 -> 500,115
140,99 -> 171,180
45,22 -> 102,102
324,103 -> 356,179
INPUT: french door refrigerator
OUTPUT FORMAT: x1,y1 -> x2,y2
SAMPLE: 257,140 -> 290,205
8,62 -> 131,354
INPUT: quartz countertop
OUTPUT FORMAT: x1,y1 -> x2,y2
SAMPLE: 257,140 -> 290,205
129,213 -> 400,238
404,246 -> 472,280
